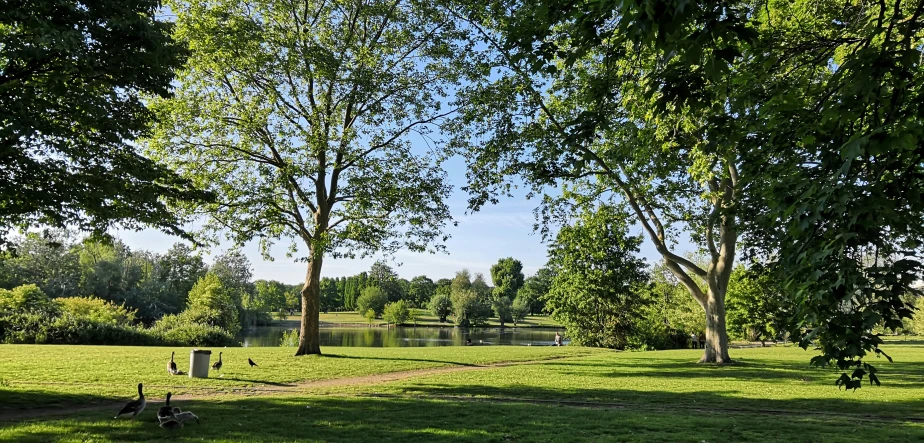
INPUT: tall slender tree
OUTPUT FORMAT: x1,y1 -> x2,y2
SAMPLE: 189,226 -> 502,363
148,0 -> 471,354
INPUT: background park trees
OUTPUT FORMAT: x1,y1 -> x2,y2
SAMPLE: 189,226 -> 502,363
544,203 -> 651,349
147,0 -> 475,355
490,257 -> 525,326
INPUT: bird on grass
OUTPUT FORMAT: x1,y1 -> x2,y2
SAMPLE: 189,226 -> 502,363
157,392 -> 175,423
212,352 -> 223,372
114,383 -> 146,420
248,358 -> 258,368
160,405 -> 183,425
167,352 -> 185,375
174,411 -> 200,424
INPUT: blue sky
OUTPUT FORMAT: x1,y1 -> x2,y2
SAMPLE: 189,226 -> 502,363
112,152 -> 691,285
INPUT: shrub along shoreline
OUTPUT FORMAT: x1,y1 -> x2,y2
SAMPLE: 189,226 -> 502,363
0,284 -> 236,347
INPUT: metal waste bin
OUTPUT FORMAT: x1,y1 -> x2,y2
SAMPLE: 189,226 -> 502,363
189,349 -> 211,378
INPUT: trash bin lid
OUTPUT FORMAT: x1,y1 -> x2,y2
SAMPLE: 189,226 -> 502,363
191,349 -> 212,355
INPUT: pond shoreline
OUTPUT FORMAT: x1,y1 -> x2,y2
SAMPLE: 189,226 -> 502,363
267,319 -> 564,330
238,323 -> 568,347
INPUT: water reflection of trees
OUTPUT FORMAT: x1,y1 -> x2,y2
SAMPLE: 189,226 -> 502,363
245,327 -> 566,347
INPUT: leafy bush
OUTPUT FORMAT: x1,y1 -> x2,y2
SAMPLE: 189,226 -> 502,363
627,313 -> 691,351
428,292 -> 452,322
725,265 -> 792,342
149,307 -> 237,347
543,206 -> 651,349
0,284 -> 58,314
0,284 -> 236,346
177,305 -> 224,328
356,286 -> 388,318
364,309 -> 377,325
279,329 -> 299,347
901,295 -> 924,335
149,322 -> 236,347
57,296 -> 136,326
451,289 -> 490,327
511,296 -> 530,326
491,296 -> 512,325
382,300 -> 410,325
0,311 -> 155,345
187,273 -> 241,335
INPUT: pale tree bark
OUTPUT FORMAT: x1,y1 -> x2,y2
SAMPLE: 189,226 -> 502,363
605,162 -> 738,364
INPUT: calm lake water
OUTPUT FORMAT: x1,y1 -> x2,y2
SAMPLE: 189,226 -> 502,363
238,326 -> 569,347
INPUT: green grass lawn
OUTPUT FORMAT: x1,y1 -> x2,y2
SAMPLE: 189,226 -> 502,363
309,310 -> 563,328
2,343 -> 923,442
0,345 -> 597,411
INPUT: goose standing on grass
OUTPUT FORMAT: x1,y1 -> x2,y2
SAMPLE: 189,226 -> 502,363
211,352 -> 223,372
167,352 -> 186,375
248,358 -> 258,368
157,392 -> 175,423
114,383 -> 146,420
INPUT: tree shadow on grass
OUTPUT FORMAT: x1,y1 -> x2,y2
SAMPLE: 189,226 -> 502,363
537,356 -> 924,386
0,388 -> 115,420
1,392 -> 923,442
391,382 -> 924,422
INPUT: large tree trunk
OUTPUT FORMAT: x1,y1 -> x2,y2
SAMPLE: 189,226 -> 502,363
295,252 -> 322,356
699,203 -> 736,364
699,286 -> 731,363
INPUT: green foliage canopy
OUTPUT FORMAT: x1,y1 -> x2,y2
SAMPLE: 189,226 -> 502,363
428,291 -> 453,322
187,273 -> 241,336
544,204 -> 650,349
382,300 -> 410,325
356,286 -> 389,318
490,257 -> 525,301
0,0 -> 211,242
450,288 -> 490,327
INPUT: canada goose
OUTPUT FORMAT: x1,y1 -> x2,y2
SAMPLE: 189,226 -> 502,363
157,392 -> 174,422
158,406 -> 184,425
114,383 -> 146,420
248,358 -> 258,367
168,352 -> 177,374
174,411 -> 200,424
211,352 -> 222,371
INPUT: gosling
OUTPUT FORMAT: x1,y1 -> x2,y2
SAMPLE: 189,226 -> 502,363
174,411 -> 200,424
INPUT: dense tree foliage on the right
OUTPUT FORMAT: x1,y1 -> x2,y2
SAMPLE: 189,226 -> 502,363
450,0 -> 923,386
